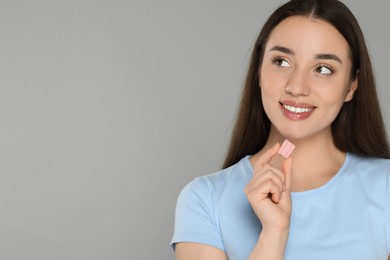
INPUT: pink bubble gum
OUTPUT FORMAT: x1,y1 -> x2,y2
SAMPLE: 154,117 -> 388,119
278,139 -> 295,159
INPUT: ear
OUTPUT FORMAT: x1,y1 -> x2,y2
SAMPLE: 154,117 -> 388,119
344,76 -> 358,102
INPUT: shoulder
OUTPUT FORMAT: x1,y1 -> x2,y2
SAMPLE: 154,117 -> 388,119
344,153 -> 390,184
171,156 -> 253,252
343,153 -> 390,197
178,155 -> 252,204
346,153 -> 390,174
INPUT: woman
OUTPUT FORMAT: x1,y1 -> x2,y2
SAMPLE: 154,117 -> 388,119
171,0 -> 390,259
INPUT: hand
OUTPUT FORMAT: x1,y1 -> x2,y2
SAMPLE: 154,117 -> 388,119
244,143 -> 293,233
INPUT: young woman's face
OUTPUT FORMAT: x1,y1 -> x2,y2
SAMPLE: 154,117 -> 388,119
260,15 -> 357,140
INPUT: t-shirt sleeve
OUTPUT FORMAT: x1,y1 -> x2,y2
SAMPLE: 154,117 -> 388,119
170,177 -> 224,252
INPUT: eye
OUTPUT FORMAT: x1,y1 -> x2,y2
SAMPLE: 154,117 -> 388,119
271,57 -> 291,68
315,65 -> 333,75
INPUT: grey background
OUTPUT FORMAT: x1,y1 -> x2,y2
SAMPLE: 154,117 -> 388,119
0,1 -> 388,259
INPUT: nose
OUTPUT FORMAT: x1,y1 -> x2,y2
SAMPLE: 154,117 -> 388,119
285,70 -> 311,96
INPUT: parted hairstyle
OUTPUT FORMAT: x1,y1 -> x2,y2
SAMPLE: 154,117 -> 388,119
223,0 -> 390,169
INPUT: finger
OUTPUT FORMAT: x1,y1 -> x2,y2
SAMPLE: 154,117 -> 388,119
254,164 -> 286,183
271,190 -> 282,203
255,142 -> 281,168
250,168 -> 285,192
265,179 -> 283,203
245,178 -> 283,203
282,156 -> 293,191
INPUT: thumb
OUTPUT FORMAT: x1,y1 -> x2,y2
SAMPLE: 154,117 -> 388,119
255,142 -> 281,168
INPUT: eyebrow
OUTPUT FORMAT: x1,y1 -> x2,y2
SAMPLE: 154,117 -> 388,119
269,46 -> 295,55
269,45 -> 343,64
314,54 -> 342,64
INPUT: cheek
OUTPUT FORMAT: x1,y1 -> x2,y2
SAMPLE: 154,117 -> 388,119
260,76 -> 281,119
260,69 -> 286,116
260,79 -> 276,107
260,61 -> 290,89
314,87 -> 350,124
316,79 -> 352,106
260,67 -> 281,92
260,76 -> 284,108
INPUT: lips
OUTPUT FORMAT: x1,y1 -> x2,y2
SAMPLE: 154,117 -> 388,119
279,101 -> 316,120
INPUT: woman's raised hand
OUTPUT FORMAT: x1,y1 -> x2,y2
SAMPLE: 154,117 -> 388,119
244,143 -> 293,233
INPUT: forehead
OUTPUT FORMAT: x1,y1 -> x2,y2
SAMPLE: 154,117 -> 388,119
265,16 -> 351,59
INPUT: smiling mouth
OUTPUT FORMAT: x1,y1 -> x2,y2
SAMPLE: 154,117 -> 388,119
280,102 -> 316,113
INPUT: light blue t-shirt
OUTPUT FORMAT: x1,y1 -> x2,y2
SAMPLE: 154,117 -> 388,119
171,153 -> 390,259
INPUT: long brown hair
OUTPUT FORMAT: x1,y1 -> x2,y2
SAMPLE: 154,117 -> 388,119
223,0 -> 390,169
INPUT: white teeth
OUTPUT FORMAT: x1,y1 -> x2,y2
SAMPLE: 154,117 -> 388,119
283,104 -> 313,113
